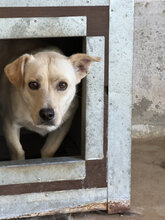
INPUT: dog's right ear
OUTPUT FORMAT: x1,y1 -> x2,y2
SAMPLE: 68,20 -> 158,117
4,54 -> 32,88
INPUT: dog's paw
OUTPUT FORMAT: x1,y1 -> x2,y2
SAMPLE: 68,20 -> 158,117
41,149 -> 54,159
11,150 -> 25,160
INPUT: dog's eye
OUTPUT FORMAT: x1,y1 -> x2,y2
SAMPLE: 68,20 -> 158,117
57,81 -> 68,91
28,81 -> 40,90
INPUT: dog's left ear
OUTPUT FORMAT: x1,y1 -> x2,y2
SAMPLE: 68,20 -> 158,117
70,54 -> 101,83
4,54 -> 32,88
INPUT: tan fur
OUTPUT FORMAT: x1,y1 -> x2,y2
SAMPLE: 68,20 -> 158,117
0,49 -> 100,160
5,54 -> 32,88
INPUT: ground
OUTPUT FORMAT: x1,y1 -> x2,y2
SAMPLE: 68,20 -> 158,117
20,139 -> 165,220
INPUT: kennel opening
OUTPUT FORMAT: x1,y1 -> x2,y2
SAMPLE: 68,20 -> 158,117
0,16 -> 105,186
0,36 -> 84,161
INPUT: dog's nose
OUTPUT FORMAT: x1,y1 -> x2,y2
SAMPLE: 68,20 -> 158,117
39,108 -> 55,121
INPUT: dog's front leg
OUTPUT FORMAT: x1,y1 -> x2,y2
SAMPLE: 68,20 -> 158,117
41,119 -> 72,158
3,120 -> 25,160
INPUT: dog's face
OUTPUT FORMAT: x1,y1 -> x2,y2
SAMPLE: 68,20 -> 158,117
4,51 -> 100,128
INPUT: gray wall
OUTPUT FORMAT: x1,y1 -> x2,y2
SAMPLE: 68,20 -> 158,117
132,0 -> 165,138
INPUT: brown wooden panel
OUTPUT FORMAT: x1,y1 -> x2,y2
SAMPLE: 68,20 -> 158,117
0,160 -> 106,196
0,6 -> 109,195
0,180 -> 82,196
0,6 -> 109,36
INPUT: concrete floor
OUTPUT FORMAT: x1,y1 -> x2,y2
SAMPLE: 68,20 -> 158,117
21,139 -> 165,220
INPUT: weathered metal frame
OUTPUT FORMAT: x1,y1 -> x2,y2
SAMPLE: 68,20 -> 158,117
0,0 -> 134,218
0,16 -> 105,185
0,157 -> 86,185
85,36 -> 105,160
0,17 -> 87,39
0,188 -> 107,219
107,0 -> 134,213
0,0 -> 109,7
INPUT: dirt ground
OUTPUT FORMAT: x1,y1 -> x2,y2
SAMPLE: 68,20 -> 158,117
20,138 -> 165,220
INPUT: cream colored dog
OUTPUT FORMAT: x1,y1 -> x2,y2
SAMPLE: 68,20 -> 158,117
0,49 -> 100,160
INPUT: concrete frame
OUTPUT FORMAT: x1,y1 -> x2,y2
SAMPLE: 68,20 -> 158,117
0,0 -> 109,7
107,0 -> 134,212
0,0 -> 134,218
0,17 -> 105,184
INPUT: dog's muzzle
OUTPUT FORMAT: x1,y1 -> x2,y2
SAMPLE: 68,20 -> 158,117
39,108 -> 55,123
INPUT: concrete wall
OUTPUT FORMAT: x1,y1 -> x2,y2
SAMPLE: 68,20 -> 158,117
132,0 -> 165,138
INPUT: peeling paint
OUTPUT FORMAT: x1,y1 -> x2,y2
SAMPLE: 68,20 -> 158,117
13,203 -> 107,219
144,2 -> 149,8
108,201 -> 130,214
133,97 -> 152,117
155,104 -> 160,109
151,113 -> 165,124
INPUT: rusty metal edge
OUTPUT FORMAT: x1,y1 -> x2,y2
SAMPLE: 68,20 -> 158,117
10,202 -> 107,219
108,200 -> 130,214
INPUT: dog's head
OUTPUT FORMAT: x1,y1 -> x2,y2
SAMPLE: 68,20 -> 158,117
4,51 -> 100,128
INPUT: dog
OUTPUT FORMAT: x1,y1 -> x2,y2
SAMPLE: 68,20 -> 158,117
0,49 -> 100,160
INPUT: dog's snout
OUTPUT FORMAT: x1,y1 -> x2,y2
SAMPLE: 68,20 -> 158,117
39,108 -> 55,121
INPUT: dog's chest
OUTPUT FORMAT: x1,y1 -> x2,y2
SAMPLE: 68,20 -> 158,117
25,123 -> 57,136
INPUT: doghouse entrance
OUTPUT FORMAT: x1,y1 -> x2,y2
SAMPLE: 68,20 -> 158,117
0,16 -> 105,187
0,36 -> 84,161
0,2 -> 134,218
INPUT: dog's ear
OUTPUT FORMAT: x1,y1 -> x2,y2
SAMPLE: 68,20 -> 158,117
4,54 -> 32,88
70,54 -> 101,83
